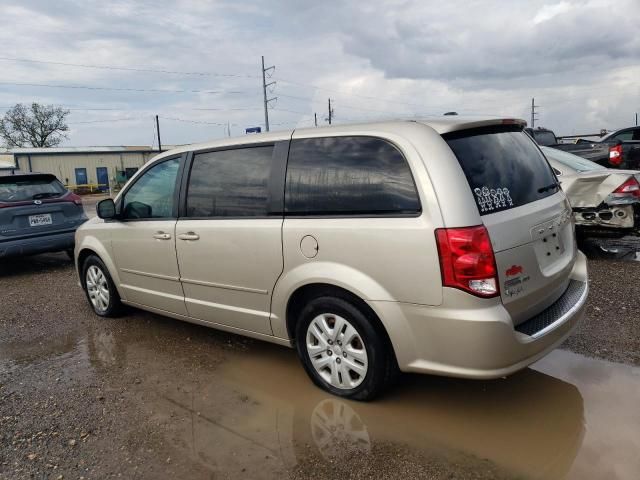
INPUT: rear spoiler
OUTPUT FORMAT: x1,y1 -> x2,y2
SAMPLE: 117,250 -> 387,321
0,173 -> 59,183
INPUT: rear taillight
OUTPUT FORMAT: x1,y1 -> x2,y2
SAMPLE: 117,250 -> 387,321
67,192 -> 83,205
609,144 -> 623,166
612,177 -> 640,199
435,226 -> 499,298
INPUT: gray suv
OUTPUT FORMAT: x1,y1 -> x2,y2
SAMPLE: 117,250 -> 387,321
0,173 -> 87,258
75,118 -> 588,400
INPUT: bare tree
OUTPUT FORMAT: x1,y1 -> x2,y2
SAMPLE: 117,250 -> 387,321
0,103 -> 70,148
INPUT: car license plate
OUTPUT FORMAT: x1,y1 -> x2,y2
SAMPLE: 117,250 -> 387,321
29,213 -> 52,227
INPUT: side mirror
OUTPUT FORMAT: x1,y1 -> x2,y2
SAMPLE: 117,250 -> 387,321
96,198 -> 117,219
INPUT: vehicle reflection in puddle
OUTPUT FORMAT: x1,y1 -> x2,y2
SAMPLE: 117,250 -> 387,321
4,320 -> 638,479
78,325 -> 638,480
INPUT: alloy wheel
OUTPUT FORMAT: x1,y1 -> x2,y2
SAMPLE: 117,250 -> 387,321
86,265 -> 110,313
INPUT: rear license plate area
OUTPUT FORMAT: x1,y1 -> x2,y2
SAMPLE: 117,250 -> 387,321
29,213 -> 52,227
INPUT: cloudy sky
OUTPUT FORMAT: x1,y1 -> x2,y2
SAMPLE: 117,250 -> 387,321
1,0 -> 639,147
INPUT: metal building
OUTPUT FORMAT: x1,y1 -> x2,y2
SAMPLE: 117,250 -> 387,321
10,146 -> 165,192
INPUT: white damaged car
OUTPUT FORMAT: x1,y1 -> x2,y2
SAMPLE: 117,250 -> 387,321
542,146 -> 640,252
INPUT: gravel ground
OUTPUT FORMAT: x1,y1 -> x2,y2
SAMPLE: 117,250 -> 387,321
1,251 -> 639,479
563,257 -> 640,366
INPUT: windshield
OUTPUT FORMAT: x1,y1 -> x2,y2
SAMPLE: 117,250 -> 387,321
0,175 -> 67,202
541,147 -> 606,173
444,126 -> 559,215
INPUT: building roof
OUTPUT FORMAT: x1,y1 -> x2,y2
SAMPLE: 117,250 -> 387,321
10,145 -> 184,155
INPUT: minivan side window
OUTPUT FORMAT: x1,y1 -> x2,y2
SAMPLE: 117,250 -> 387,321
186,146 -> 274,217
122,157 -> 180,219
285,136 -> 421,215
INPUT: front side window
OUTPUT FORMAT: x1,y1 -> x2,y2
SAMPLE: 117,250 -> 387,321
122,158 -> 180,219
285,136 -> 421,215
186,146 -> 274,217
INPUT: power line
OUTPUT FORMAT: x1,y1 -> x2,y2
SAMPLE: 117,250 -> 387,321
275,77 -> 434,109
0,81 -> 251,95
0,56 -> 259,79
68,117 -> 144,125
272,107 -> 311,115
159,115 -> 239,126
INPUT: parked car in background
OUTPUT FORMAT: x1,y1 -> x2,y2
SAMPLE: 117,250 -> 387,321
542,147 -> 640,240
527,126 -> 640,170
75,118 -> 588,400
525,127 -> 610,164
597,126 -> 640,170
0,173 -> 87,259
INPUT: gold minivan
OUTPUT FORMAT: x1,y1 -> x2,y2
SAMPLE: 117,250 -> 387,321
75,118 -> 588,400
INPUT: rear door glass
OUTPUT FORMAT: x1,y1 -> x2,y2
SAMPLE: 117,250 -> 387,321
444,126 -> 558,215
285,136 -> 421,215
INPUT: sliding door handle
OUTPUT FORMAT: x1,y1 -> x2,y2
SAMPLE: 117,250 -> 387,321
178,232 -> 200,241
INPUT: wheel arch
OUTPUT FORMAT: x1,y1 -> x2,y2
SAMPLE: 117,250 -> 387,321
76,240 -> 124,299
284,282 -> 398,366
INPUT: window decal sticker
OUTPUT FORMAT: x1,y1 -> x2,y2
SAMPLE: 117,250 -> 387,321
473,187 -> 513,212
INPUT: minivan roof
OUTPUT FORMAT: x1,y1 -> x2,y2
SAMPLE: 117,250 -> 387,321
151,117 -> 526,162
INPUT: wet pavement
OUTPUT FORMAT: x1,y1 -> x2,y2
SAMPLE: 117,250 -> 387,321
1,253 -> 639,479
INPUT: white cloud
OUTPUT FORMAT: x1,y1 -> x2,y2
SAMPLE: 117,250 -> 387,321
0,0 -> 639,146
533,2 -> 573,24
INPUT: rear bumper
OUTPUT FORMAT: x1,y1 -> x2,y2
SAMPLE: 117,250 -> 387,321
0,230 -> 76,258
371,250 -> 588,379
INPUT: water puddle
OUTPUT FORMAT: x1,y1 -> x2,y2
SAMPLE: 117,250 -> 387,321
2,321 -> 639,479
79,327 -> 639,479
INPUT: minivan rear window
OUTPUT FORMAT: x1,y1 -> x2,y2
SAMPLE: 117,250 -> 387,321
0,175 -> 66,202
443,126 -> 558,215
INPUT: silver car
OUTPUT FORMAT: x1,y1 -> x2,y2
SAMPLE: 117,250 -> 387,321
542,146 -> 640,235
75,118 -> 588,400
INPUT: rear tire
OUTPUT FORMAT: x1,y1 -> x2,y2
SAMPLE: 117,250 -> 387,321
295,296 -> 396,401
82,255 -> 122,317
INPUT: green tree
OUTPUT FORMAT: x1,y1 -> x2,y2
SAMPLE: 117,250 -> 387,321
0,103 -> 70,147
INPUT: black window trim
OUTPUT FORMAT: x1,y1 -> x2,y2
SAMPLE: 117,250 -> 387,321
179,140 -> 289,220
283,134 -> 423,219
115,153 -> 187,223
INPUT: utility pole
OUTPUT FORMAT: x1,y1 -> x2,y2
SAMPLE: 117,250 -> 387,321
636,112 -> 638,126
530,98 -> 540,128
155,115 -> 162,151
227,121 -> 231,137
327,98 -> 333,125
261,56 -> 276,132
314,113 -> 318,127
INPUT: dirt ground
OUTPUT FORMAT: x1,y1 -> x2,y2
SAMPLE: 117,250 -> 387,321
1,252 -> 639,479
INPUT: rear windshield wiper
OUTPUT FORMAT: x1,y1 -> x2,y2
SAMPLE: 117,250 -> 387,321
32,192 -> 61,200
538,183 -> 560,194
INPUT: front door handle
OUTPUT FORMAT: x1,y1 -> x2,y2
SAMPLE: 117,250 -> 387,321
153,232 -> 172,240
178,232 -> 200,241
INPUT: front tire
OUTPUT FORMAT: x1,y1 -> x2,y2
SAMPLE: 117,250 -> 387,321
82,255 -> 122,317
295,296 -> 396,401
